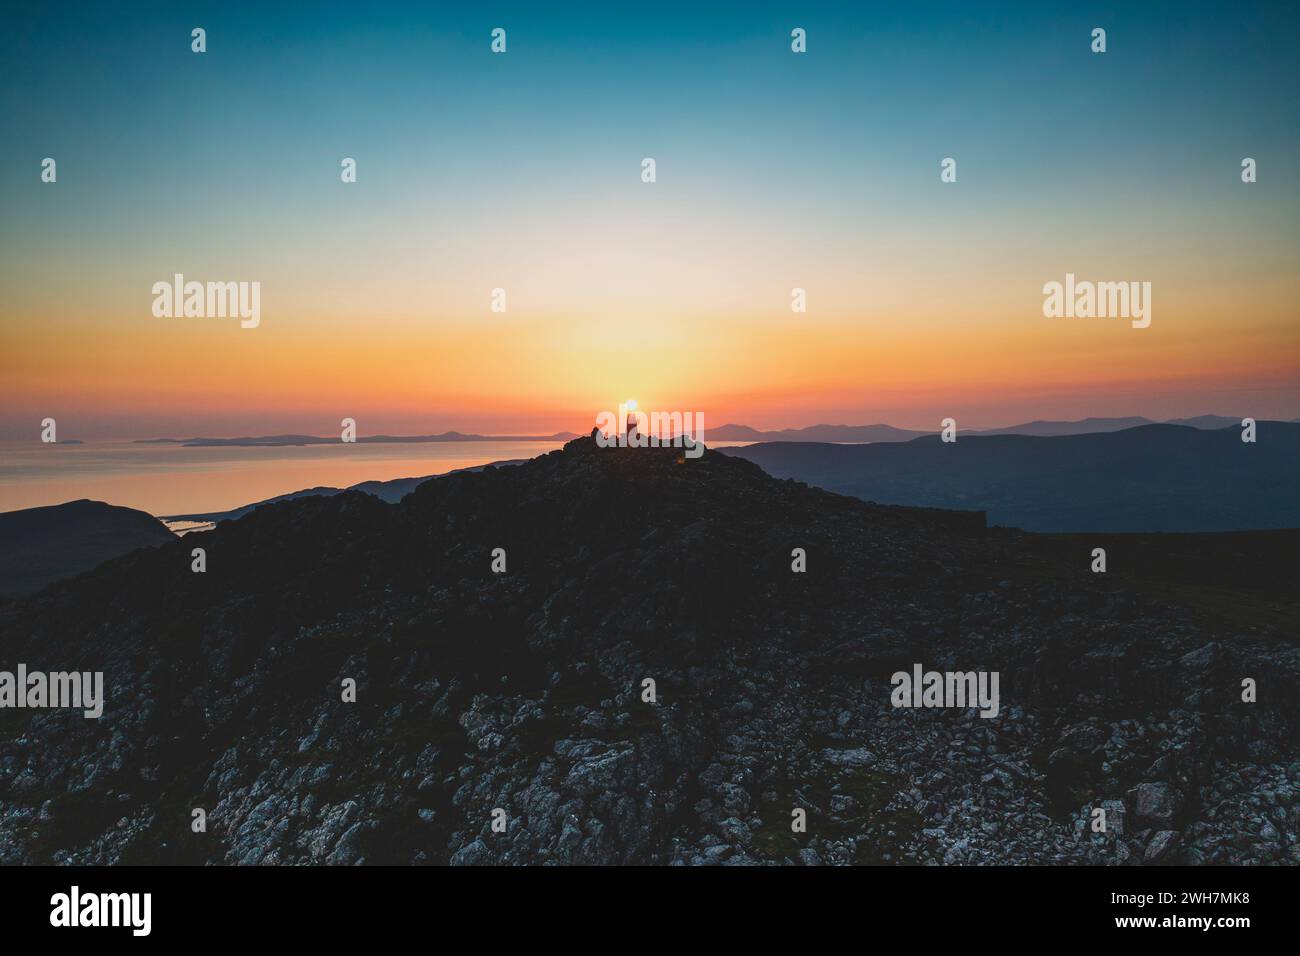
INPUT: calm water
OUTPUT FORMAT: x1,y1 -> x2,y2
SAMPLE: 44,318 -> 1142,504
0,440 -> 566,517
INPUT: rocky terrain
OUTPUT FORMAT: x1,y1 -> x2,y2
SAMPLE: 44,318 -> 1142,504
0,433 -> 1295,865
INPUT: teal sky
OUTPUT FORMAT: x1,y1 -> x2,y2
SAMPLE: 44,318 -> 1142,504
1,1 -> 1297,439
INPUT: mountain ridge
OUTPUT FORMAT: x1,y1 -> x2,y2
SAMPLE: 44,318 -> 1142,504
721,421 -> 1300,532
0,433 -> 1294,866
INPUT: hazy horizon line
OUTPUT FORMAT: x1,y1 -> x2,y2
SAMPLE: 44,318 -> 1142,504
8,410 -> 1296,444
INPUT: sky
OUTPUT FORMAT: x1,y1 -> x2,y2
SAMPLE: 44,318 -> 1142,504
1,0 -> 1297,438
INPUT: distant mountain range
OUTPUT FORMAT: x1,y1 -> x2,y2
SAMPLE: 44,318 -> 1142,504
134,432 -> 579,447
0,499 -> 174,599
119,416 -> 1300,447
720,421 -> 1300,532
708,423 -> 928,442
126,416 -> 1276,447
708,415 -> 1257,443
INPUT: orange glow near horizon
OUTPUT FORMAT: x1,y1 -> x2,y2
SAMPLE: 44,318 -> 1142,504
3,287 -> 1297,438
3,208 -> 1298,437
3,5 -> 1299,441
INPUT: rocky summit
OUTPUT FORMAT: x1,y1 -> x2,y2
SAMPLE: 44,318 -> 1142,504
0,432 -> 1295,866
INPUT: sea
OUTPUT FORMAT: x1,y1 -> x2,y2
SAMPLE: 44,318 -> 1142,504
0,440 -> 568,522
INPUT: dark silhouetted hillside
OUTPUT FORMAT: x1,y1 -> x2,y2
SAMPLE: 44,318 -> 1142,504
0,500 -> 176,599
0,434 -> 1295,866
721,422 -> 1300,532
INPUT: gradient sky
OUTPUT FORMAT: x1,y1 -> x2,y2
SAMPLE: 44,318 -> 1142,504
2,0 -> 1297,438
